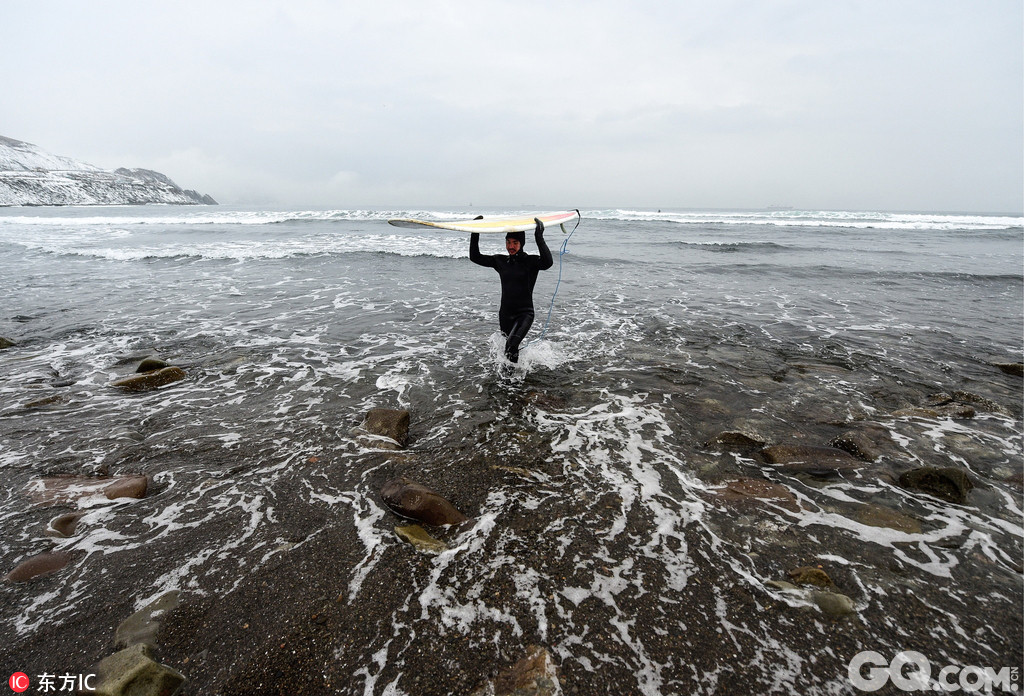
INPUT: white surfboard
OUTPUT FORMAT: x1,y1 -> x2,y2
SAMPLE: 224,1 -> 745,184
388,210 -> 579,234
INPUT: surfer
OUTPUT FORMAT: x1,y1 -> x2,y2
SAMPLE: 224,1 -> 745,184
470,218 -> 553,363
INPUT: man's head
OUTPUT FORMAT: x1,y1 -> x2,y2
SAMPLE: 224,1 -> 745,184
505,231 -> 525,255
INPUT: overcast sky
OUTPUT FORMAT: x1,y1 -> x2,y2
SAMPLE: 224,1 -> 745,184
2,1 -> 1021,212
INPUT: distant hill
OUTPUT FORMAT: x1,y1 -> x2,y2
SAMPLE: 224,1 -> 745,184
0,136 -> 217,206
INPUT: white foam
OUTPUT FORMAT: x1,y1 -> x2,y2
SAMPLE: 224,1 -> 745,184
587,208 -> 1024,231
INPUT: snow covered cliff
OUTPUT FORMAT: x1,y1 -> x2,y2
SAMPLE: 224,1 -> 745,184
0,136 -> 217,206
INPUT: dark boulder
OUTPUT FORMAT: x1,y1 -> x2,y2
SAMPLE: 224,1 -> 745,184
115,590 -> 180,650
6,550 -> 76,582
136,357 -> 170,373
29,475 -> 149,507
470,646 -> 561,696
855,504 -> 922,533
992,362 -> 1023,377
787,566 -> 835,588
361,408 -> 410,447
898,467 -> 974,505
704,431 -> 767,453
828,426 -> 893,462
112,366 -> 185,392
94,644 -> 186,696
380,477 -> 467,526
706,477 -> 800,512
761,444 -> 862,476
46,512 -> 86,537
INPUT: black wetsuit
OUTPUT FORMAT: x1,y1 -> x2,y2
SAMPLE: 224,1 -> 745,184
470,229 -> 553,362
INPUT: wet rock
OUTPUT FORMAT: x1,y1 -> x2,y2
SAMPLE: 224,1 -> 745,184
470,645 -> 561,696
761,445 -> 862,476
855,504 -> 921,533
829,426 -> 892,462
29,475 -> 149,507
924,392 -> 954,407
940,404 -> 977,418
46,512 -> 86,537
811,590 -> 857,617
949,390 -> 1006,414
395,525 -> 447,554
707,478 -> 800,512
94,644 -> 185,696
898,467 -> 974,505
115,591 -> 180,650
6,550 -> 76,582
704,431 -> 767,453
360,408 -> 410,447
136,357 -> 170,373
526,390 -> 569,410
0,336 -> 14,349
24,394 -> 70,409
893,393 -> 977,419
787,566 -> 834,588
992,362 -> 1023,377
381,477 -> 468,526
111,366 -> 186,392
103,476 -> 149,499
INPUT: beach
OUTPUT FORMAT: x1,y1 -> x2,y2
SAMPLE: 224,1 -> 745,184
0,206 -> 1021,695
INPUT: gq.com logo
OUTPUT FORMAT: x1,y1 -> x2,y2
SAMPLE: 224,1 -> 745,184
848,651 -> 1020,692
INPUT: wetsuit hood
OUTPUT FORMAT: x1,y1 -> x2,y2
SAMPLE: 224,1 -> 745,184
505,231 -> 526,250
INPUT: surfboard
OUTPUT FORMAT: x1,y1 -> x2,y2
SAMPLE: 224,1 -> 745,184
388,210 -> 579,234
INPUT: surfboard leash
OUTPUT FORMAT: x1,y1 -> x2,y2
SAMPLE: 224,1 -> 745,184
526,208 -> 581,348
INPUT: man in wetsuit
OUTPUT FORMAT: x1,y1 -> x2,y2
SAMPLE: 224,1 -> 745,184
470,218 -> 553,363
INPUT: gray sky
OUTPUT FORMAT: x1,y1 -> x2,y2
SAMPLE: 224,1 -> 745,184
2,1 -> 1022,212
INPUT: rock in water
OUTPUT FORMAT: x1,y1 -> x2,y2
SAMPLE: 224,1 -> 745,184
898,467 -> 974,505
471,646 -> 561,696
29,475 -> 148,507
46,512 -> 86,537
949,390 -> 1007,414
361,408 -> 410,446
102,476 -> 149,500
136,357 -> 170,373
761,444 -> 862,476
892,394 -> 977,419
380,477 -> 467,526
0,336 -> 14,349
828,426 -> 893,462
787,566 -> 835,588
395,525 -> 447,554
115,591 -> 180,650
855,504 -> 922,533
94,644 -> 185,696
6,551 -> 76,582
707,477 -> 800,512
111,366 -> 186,392
704,431 -> 767,453
992,362 -> 1023,377
811,590 -> 857,617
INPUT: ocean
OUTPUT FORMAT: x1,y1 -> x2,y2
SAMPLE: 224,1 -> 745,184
1,206 -> 1021,695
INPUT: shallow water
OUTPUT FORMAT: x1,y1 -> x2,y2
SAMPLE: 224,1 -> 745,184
1,206 -> 1021,694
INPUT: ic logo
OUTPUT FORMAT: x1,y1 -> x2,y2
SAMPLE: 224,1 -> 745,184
8,673 -> 29,693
